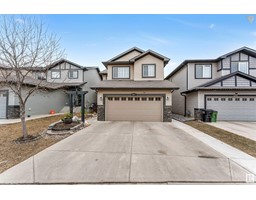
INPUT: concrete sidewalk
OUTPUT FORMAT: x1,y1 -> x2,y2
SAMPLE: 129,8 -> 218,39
207,121 -> 256,142
0,113 -> 63,125
0,120 -> 255,184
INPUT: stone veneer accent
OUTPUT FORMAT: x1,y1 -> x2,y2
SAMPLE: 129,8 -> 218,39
97,105 -> 105,121
163,105 -> 172,122
7,105 -> 20,119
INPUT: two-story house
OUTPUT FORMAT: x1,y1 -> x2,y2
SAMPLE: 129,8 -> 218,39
91,47 -> 178,122
0,59 -> 101,119
165,47 -> 256,121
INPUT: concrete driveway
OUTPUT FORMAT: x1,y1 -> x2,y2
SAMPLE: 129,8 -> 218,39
0,120 -> 255,184
208,121 -> 256,142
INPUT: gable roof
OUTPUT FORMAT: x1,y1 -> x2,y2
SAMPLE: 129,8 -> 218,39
47,59 -> 87,70
165,46 -> 256,80
103,47 -> 170,67
106,47 -> 145,62
130,49 -> 170,65
218,46 -> 256,59
181,71 -> 256,94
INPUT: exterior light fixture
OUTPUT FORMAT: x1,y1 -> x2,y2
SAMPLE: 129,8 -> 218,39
131,93 -> 137,96
166,96 -> 169,101
100,97 -> 103,101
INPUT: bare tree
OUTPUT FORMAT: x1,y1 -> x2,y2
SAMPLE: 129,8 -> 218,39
0,15 -> 64,139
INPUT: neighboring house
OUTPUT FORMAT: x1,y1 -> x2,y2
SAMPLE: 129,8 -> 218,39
0,59 -> 101,119
46,59 -> 101,109
91,47 -> 178,122
165,47 -> 256,121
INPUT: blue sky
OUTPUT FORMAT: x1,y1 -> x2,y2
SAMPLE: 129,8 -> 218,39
37,14 -> 256,76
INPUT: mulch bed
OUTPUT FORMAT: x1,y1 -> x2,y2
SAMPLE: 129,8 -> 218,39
52,121 -> 80,131
185,120 -> 256,158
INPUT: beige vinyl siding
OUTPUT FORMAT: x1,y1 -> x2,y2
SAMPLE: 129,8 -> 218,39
97,89 -> 172,106
107,65 -> 134,80
114,50 -> 142,61
134,54 -> 164,81
167,65 -> 187,115
186,92 -> 199,116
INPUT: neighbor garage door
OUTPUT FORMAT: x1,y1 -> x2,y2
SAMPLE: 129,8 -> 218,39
0,91 -> 7,119
105,96 -> 163,122
206,95 -> 256,121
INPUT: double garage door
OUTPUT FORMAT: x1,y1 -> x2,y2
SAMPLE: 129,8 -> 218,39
0,91 -> 7,119
206,95 -> 256,121
105,96 -> 163,122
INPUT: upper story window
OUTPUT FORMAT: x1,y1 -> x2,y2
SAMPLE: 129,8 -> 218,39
68,70 -> 78,79
195,64 -> 212,79
142,64 -> 156,78
231,62 -> 248,74
51,70 -> 61,79
112,66 -> 130,79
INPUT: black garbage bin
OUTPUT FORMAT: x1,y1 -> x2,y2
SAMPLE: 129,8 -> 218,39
203,109 -> 214,122
194,108 -> 207,121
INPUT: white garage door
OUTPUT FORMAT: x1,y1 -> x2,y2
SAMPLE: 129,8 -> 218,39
0,91 -> 7,119
206,96 -> 256,121
105,96 -> 163,122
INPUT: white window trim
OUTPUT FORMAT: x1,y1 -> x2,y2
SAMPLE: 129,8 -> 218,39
195,64 -> 212,79
68,70 -> 79,79
112,66 -> 130,79
51,70 -> 61,79
142,64 -> 156,78
231,61 -> 249,74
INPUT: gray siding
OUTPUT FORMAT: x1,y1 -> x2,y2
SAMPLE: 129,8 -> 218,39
222,57 -> 230,68
231,53 -> 239,61
249,56 -> 256,68
186,92 -> 198,116
168,65 -> 187,115
236,76 -> 250,87
241,53 -> 249,61
210,82 -> 221,87
24,88 -> 68,116
47,63 -> 84,83
222,77 -> 235,87
188,63 -> 218,89
83,68 -> 101,108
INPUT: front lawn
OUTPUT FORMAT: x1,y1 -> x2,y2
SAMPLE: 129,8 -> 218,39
0,115 -> 68,173
185,120 -> 256,158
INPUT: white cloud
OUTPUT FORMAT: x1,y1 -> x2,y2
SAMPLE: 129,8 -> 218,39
209,24 -> 215,29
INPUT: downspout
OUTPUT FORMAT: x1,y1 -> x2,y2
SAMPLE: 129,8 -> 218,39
181,92 -> 187,117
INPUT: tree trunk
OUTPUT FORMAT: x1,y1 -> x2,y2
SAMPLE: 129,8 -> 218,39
20,104 -> 28,139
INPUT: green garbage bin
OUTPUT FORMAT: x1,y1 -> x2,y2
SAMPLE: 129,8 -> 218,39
211,111 -> 218,122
